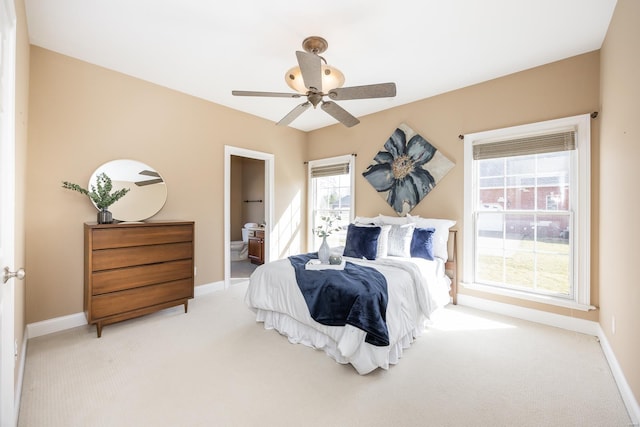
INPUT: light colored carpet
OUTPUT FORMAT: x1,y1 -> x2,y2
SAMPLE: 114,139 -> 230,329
18,283 -> 632,427
231,259 -> 258,278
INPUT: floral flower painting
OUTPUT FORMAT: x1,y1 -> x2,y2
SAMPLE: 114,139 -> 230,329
362,123 -> 454,216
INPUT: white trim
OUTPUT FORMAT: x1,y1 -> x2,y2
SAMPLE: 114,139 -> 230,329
193,281 -> 225,297
597,324 -> 640,425
14,331 -> 26,422
26,313 -> 87,339
224,146 -> 274,290
460,281 -> 596,312
306,154 -> 355,252
457,294 -> 599,335
463,114 -> 591,308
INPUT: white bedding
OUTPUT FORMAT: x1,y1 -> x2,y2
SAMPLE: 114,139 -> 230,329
244,255 -> 451,374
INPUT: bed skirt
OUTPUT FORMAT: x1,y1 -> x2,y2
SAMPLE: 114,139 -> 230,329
254,308 -> 428,375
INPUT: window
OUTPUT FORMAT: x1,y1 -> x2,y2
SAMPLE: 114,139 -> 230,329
464,114 -> 593,310
308,155 -> 354,251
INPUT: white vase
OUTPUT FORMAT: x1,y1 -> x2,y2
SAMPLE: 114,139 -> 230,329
318,236 -> 330,264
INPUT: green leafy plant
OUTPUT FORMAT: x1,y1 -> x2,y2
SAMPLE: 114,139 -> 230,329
314,213 -> 342,238
62,173 -> 130,210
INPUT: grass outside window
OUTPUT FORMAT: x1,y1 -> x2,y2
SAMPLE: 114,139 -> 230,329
476,237 -> 570,295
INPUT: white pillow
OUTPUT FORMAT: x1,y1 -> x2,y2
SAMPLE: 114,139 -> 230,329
377,214 -> 409,225
407,214 -> 456,260
376,224 -> 392,257
354,216 -> 379,225
387,223 -> 415,257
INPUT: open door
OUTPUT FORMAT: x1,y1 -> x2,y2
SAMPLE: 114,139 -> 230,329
0,1 -> 21,425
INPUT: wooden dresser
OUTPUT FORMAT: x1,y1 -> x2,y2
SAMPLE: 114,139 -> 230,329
84,221 -> 195,337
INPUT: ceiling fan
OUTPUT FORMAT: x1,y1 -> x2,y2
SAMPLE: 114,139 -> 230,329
232,36 -> 397,128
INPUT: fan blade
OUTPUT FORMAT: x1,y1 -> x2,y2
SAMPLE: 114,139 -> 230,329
138,170 -> 160,177
277,102 -> 311,126
296,51 -> 322,92
328,82 -> 396,100
321,101 -> 360,128
135,178 -> 164,187
232,90 -> 302,98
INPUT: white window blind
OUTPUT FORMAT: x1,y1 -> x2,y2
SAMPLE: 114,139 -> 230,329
473,131 -> 576,160
310,163 -> 350,178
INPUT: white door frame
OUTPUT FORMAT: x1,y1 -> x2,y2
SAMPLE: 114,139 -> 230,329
223,146 -> 274,288
0,0 -> 17,424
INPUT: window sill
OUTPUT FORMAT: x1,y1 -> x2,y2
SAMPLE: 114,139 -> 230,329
460,281 -> 596,312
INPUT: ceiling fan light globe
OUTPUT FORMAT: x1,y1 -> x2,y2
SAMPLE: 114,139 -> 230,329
322,64 -> 345,92
285,64 -> 345,93
285,66 -> 307,94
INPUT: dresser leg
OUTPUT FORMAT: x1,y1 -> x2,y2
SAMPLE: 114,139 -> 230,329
184,300 -> 189,313
96,323 -> 103,338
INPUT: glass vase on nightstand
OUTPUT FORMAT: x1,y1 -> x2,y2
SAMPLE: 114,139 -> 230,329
318,236 -> 330,264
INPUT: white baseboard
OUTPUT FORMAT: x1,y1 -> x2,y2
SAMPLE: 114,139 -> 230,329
457,294 -> 638,425
194,281 -> 225,297
457,294 -> 599,335
26,282 -> 225,339
596,324 -> 640,426
15,330 -> 27,421
26,312 -> 87,339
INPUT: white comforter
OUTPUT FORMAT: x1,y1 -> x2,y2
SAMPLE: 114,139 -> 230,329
244,256 -> 451,374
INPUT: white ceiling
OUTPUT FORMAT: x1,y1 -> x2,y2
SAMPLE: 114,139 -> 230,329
24,0 -> 617,132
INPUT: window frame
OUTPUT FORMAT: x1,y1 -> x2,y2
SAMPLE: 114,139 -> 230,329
307,154 -> 355,252
463,114 -> 594,311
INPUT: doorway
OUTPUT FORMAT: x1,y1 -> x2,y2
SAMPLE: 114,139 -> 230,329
224,146 -> 274,288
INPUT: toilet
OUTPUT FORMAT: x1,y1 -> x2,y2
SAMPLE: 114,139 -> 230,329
231,223 -> 257,261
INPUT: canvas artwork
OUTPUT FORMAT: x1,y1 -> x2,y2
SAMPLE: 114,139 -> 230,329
363,123 -> 454,216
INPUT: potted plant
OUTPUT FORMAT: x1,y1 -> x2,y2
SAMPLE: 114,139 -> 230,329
62,173 -> 130,224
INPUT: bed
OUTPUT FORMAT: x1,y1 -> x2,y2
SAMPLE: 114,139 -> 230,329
244,214 -> 457,374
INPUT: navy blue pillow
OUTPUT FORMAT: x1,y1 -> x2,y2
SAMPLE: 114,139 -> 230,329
410,227 -> 436,260
343,224 -> 381,260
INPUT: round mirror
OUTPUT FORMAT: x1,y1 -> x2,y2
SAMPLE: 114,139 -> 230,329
89,159 -> 167,222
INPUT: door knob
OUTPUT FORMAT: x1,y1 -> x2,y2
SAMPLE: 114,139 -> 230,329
3,267 -> 26,284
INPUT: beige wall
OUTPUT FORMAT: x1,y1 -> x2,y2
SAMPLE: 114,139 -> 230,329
308,51 -> 601,322
230,156 -> 243,241
241,158 -> 265,228
26,46 -> 600,325
599,0 -> 640,407
229,156 -> 265,241
25,46 -> 307,323
14,0 -> 29,386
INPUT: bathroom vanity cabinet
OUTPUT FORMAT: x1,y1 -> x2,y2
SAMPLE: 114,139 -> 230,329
247,228 -> 264,265
84,221 -> 195,337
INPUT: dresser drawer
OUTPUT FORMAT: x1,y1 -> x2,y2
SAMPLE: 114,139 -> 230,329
91,259 -> 193,295
91,224 -> 193,250
92,242 -> 193,271
91,278 -> 193,319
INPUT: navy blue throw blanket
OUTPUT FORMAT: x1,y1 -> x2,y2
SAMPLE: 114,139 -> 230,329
288,253 -> 389,346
